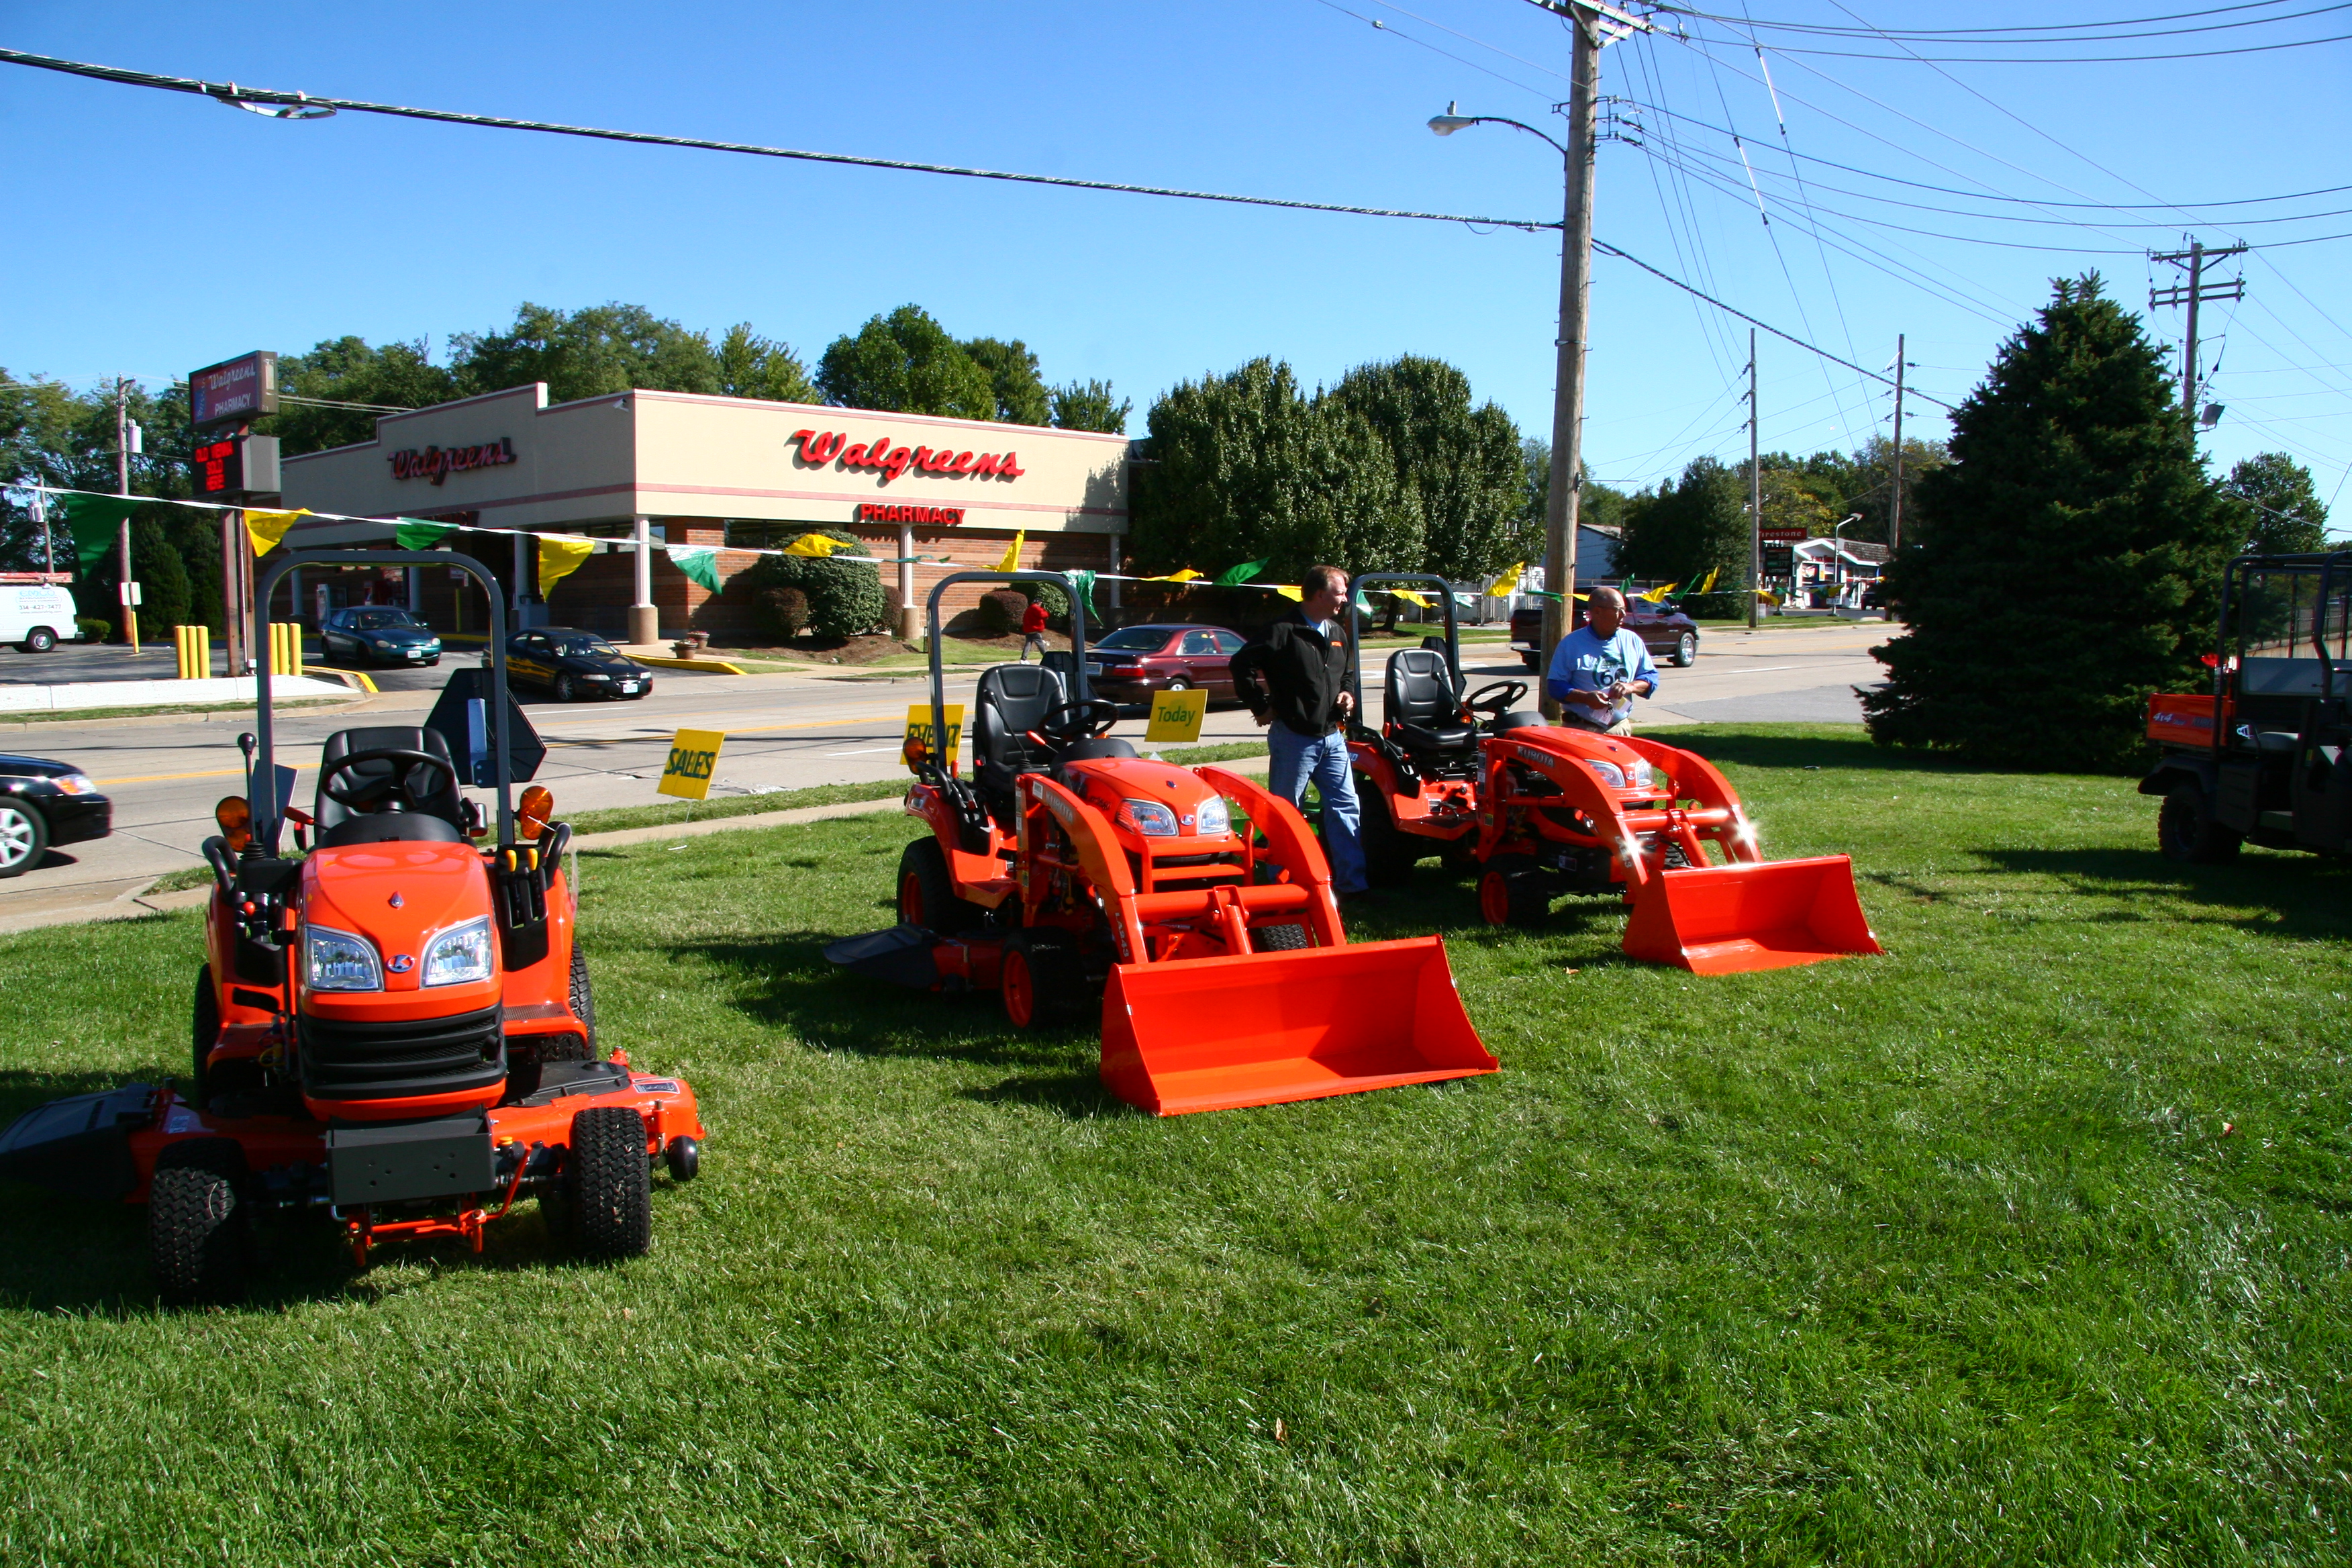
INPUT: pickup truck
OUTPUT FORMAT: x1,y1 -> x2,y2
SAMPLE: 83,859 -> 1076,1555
1510,599 -> 1700,672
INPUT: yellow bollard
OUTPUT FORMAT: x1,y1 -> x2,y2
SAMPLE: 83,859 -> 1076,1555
265,622 -> 303,679
173,624 -> 214,681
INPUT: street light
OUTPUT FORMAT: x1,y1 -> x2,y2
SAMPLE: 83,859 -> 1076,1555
1832,511 -> 1861,607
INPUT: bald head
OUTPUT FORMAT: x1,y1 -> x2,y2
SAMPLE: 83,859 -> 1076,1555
1587,586 -> 1626,636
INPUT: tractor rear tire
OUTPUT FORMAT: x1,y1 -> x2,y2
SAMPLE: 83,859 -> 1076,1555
1355,780 -> 1418,887
2160,781 -> 2243,865
569,1107 -> 653,1261
898,838 -> 979,934
189,966 -> 219,1109
1252,922 -> 1311,952
1002,928 -> 1083,1028
1478,854 -> 1550,927
149,1139 -> 252,1305
567,942 -> 601,1055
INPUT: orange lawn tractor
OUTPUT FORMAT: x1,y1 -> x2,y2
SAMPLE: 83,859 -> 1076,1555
1345,574 -> 1880,975
826,571 -> 1496,1116
0,550 -> 703,1303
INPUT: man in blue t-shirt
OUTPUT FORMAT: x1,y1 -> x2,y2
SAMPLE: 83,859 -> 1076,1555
1545,586 -> 1659,734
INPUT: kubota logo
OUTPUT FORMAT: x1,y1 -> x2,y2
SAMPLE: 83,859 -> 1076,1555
387,954 -> 415,973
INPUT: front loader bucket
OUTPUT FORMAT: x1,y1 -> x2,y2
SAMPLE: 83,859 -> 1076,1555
1099,937 -> 1496,1116
1621,854 -> 1881,975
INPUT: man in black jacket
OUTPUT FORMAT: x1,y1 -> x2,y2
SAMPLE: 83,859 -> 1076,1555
1230,564 -> 1368,899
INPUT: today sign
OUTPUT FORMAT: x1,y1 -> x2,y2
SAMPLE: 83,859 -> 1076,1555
658,728 -> 726,800
1144,688 -> 1208,744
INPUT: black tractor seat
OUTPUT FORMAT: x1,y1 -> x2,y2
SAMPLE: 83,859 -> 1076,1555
313,726 -> 469,849
1384,648 -> 1476,755
971,664 -> 1065,828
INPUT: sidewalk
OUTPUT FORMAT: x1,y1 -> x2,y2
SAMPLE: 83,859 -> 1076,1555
0,673 -> 366,714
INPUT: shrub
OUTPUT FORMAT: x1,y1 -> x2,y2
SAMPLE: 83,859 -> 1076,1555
979,589 -> 1031,636
737,530 -> 885,638
756,586 -> 809,640
1020,580 -> 1071,624
76,617 -> 111,644
1677,591 -> 1747,620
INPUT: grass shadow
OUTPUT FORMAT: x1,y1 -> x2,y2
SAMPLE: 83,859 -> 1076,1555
1977,845 -> 2352,940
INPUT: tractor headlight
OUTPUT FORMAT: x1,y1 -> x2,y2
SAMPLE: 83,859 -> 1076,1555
305,925 -> 383,991
1586,759 -> 1628,788
421,917 -> 494,987
1630,759 -> 1655,791
1191,796 -> 1230,836
1121,799 -> 1179,837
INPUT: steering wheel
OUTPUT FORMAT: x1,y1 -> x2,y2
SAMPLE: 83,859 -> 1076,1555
319,748 -> 458,814
1036,699 -> 1120,744
1464,680 -> 1530,718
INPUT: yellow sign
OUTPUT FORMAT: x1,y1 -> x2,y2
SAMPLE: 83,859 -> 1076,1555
1145,687 -> 1208,743
657,728 -> 726,799
905,703 -> 965,775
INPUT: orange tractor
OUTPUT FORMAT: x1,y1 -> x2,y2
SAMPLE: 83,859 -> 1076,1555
1346,574 -> 1879,975
827,570 -> 1496,1115
0,550 -> 703,1302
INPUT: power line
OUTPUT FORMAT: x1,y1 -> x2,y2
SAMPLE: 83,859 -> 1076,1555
1667,0 -> 2313,38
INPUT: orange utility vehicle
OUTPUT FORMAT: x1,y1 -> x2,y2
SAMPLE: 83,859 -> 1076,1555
1346,573 -> 1879,975
826,571 -> 1496,1116
0,550 -> 703,1302
2141,549 -> 2351,862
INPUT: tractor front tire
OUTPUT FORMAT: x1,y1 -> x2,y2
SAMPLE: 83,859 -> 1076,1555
1252,922 -> 1311,952
2160,781 -> 2243,865
569,1107 -> 653,1261
149,1139 -> 252,1305
1478,854 -> 1550,927
1002,928 -> 1083,1029
898,838 -> 979,933
1355,780 -> 1418,887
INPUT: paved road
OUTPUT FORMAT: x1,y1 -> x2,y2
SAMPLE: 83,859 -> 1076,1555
0,621 -> 1887,926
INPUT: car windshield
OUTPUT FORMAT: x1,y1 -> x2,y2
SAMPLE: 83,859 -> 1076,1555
1094,628 -> 1173,651
348,610 -> 419,630
549,636 -> 620,658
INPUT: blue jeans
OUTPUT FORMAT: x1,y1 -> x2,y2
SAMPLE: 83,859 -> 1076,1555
1266,724 -> 1367,895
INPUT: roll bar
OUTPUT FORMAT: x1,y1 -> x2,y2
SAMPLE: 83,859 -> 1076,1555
251,548 -> 513,852
923,571 -> 1091,779
1344,573 -> 1460,733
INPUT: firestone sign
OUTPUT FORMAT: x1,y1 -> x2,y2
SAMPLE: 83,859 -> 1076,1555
790,428 -> 1024,487
390,439 -> 517,484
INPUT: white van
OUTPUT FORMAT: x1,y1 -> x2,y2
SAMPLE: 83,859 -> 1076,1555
0,585 -> 80,652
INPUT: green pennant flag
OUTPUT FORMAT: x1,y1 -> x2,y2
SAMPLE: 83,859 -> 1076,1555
1066,569 -> 1099,622
667,544 -> 723,591
1214,558 -> 1268,587
60,493 -> 141,573
393,518 -> 456,550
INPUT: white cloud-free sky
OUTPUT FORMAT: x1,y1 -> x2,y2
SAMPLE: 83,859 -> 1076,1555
3,1 -> 2347,523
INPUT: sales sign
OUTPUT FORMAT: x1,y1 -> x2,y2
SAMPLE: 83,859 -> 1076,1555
657,728 -> 727,800
904,704 -> 964,775
1144,687 -> 1208,743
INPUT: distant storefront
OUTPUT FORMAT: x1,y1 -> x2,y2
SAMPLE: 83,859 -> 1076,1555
277,383 -> 1132,641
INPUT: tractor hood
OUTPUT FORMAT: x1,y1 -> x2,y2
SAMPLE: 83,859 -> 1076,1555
1063,756 -> 1240,843
301,840 -> 496,1002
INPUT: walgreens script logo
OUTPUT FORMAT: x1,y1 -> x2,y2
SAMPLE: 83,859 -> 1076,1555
791,428 -> 1025,487
389,439 -> 517,485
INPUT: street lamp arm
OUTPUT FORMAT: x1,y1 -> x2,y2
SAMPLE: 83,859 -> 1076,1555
1428,112 -> 1567,156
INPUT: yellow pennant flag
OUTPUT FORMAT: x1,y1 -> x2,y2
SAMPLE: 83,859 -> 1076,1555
1273,585 -> 1304,602
1146,568 -> 1203,583
994,530 -> 1026,573
1698,566 -> 1720,594
538,535 -> 596,593
1638,581 -> 1678,603
1488,562 -> 1526,598
783,532 -> 846,558
244,508 -> 310,558
1391,588 -> 1432,608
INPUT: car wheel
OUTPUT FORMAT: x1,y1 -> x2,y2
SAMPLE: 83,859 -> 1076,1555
425,657 -> 440,667
22,626 -> 56,653
553,673 -> 578,703
1672,632 -> 1698,668
1163,676 -> 1190,693
0,799 -> 47,877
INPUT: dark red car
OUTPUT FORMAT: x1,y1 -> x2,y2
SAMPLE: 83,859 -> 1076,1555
1083,622 -> 1247,705
1510,599 -> 1700,673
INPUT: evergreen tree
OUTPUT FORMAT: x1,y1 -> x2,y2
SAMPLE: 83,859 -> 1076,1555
1865,274 -> 2241,770
816,305 -> 997,420
736,530 -> 885,638
2220,451 -> 2330,554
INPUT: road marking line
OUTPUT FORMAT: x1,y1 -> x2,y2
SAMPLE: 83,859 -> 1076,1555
823,747 -> 900,756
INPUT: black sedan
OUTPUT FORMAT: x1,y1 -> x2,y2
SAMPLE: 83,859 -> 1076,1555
0,752 -> 111,879
503,628 -> 654,701
320,606 -> 442,667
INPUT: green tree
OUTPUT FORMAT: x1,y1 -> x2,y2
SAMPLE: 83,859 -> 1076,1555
714,324 -> 818,405
452,302 -> 720,402
1843,434 -> 1949,544
816,305 -> 996,420
1865,274 -> 2241,770
736,530 -> 885,638
1049,379 -> 1131,434
262,337 -> 460,456
1616,456 -> 1747,585
1130,358 -> 1414,583
2220,451 -> 2330,554
1324,356 -> 1524,581
961,337 -> 1051,426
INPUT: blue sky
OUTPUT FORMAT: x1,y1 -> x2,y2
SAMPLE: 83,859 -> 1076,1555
3,1 -> 2348,523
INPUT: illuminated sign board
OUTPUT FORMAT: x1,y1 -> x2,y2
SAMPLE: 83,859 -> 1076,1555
389,439 -> 516,484
190,352 -> 279,431
192,434 -> 281,499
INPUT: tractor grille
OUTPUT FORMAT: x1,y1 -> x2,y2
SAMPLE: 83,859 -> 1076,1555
298,1002 -> 505,1102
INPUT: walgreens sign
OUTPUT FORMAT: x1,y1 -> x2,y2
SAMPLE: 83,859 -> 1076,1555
791,428 -> 1024,487
390,438 -> 516,485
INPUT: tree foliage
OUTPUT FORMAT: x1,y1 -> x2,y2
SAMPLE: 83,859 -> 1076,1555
714,324 -> 817,405
736,530 -> 885,638
262,338 -> 460,456
962,337 -> 1052,426
452,302 -> 723,404
816,305 -> 997,422
1616,456 -> 1747,585
2220,451 -> 2330,554
1864,274 -> 2241,771
1324,356 -> 1524,580
1049,379 -> 1132,434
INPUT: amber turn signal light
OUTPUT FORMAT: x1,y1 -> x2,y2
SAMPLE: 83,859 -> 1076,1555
214,795 -> 252,852
517,785 -> 554,840
902,736 -> 928,773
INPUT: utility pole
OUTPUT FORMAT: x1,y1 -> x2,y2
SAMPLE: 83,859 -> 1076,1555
2151,240 -> 2247,430
114,377 -> 140,654
1747,330 -> 1761,630
1889,333 -> 1906,552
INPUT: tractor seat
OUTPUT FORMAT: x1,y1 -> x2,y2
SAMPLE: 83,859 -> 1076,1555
2254,730 -> 2300,758
971,664 -> 1067,821
313,726 -> 469,848
1384,649 -> 1475,753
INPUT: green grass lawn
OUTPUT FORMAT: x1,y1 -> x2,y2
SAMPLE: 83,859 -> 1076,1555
1,724 -> 2347,1565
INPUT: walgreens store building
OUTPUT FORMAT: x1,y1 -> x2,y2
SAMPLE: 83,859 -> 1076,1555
279,383 -> 1132,642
